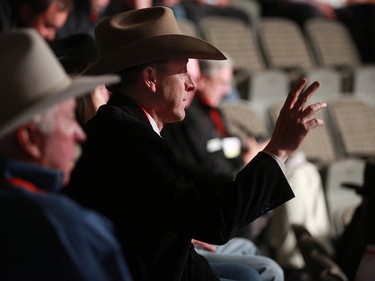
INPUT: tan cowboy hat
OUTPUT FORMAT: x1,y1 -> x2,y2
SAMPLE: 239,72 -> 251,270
0,28 -> 120,138
84,6 -> 226,75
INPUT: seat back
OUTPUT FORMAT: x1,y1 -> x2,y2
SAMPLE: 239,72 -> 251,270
324,158 -> 365,238
353,66 -> 375,94
305,18 -> 362,69
177,18 -> 201,38
248,69 -> 290,101
257,17 -> 315,79
268,99 -> 337,167
304,68 -> 343,97
352,66 -> 375,109
328,97 -> 375,158
199,16 -> 266,76
220,99 -> 270,148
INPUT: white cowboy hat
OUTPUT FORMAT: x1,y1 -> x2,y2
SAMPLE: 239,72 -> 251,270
0,28 -> 120,138
84,6 -> 226,75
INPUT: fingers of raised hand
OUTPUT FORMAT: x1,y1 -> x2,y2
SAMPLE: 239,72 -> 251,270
284,78 -> 320,111
266,79 -> 326,162
302,102 -> 327,129
285,101 -> 326,128
284,77 -> 308,108
294,80 -> 321,111
282,78 -> 324,122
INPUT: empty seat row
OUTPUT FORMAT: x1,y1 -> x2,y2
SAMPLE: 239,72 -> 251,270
177,16 -> 375,98
220,96 -> 375,168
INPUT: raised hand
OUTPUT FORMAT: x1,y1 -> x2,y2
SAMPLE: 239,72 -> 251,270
264,77 -> 327,163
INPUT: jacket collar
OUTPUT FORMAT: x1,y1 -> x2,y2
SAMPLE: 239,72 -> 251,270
0,158 -> 64,193
107,92 -> 151,126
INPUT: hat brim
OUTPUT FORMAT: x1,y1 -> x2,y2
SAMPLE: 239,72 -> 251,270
0,74 -> 119,138
84,34 -> 226,75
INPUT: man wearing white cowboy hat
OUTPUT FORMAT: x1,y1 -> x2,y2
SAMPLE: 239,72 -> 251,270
65,6 -> 327,281
0,28 -> 133,280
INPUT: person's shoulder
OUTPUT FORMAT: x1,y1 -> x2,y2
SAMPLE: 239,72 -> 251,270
95,102 -> 146,125
34,193 -> 116,235
0,189 -> 113,241
84,103 -> 141,138
91,102 -> 158,138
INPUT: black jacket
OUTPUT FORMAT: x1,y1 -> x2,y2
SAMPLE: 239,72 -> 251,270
162,97 -> 245,180
66,93 -> 294,281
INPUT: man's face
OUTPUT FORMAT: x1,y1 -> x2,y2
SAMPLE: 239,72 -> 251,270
185,59 -> 201,108
30,0 -> 69,41
154,58 -> 196,124
39,98 -> 86,186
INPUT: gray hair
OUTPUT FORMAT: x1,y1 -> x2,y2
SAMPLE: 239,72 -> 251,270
0,105 -> 58,157
199,55 -> 234,78
30,104 -> 59,134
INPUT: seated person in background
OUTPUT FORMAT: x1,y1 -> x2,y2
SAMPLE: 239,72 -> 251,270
50,33 -> 113,126
266,150 -> 332,279
64,6 -> 327,281
0,0 -> 74,41
56,0 -> 112,38
0,28 -> 133,280
162,57 -> 254,180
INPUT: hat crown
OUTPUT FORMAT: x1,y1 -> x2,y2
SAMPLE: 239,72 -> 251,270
96,6 -> 181,57
0,29 -> 120,138
0,29 -> 70,134
84,6 -> 225,75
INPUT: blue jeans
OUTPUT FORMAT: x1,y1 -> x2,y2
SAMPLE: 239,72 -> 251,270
211,263 -> 262,281
197,238 -> 284,281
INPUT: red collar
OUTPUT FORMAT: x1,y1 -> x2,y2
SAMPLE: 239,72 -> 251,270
1,177 -> 47,194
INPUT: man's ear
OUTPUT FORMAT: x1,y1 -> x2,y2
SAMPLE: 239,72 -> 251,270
17,124 -> 43,160
143,66 -> 157,93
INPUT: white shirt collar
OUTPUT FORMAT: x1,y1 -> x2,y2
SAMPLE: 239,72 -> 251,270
140,106 -> 161,136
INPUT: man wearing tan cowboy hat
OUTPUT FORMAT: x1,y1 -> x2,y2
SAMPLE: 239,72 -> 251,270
0,28 -> 133,280
65,6 -> 327,281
